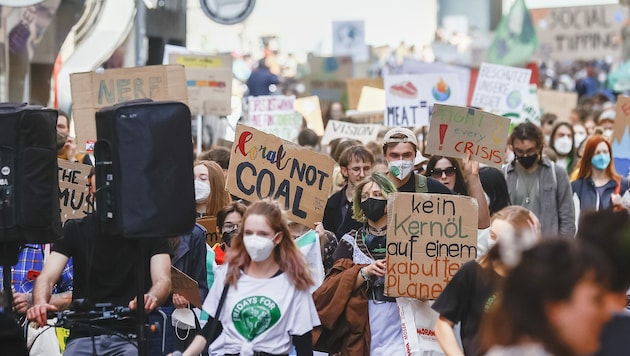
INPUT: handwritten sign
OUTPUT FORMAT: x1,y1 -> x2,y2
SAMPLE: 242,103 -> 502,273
70,65 -> 188,150
170,54 -> 232,116
425,105 -> 510,168
294,96 -> 324,136
196,216 -> 219,246
531,5 -> 628,61
321,120 -> 381,145
226,125 -> 335,227
470,63 -> 532,114
612,96 -> 630,176
384,73 -> 463,127
247,95 -> 303,141
386,193 -> 478,300
57,160 -> 92,223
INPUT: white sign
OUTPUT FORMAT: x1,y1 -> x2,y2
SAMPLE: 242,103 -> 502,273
384,73 -> 463,127
321,120 -> 381,145
470,63 -> 532,114
247,95 -> 302,141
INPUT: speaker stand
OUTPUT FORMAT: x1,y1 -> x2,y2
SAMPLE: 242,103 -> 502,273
0,242 -> 19,313
135,239 -> 148,356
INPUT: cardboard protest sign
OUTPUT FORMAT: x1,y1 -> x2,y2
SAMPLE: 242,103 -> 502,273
171,266 -> 202,308
347,78 -> 384,110
196,216 -> 219,246
537,89 -> 577,122
612,96 -> 630,176
332,21 -> 369,62
70,65 -> 188,151
425,105 -> 510,168
386,193 -> 478,300
226,125 -> 335,227
357,86 -> 386,112
531,5 -> 628,61
321,120 -> 381,145
384,73 -> 463,127
57,160 -> 92,223
247,95 -> 302,141
294,96 -> 324,136
170,54 -> 232,116
470,63 -> 532,115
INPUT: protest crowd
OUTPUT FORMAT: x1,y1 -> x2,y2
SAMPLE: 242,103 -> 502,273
3,1 -> 630,356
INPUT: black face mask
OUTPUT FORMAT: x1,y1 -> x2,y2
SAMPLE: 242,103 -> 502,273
516,153 -> 538,169
360,198 -> 387,222
222,230 -> 237,247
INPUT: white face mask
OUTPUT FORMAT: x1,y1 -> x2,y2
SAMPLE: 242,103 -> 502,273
243,234 -> 276,262
574,133 -> 587,148
553,136 -> 573,155
194,180 -> 210,204
604,129 -> 614,138
172,308 -> 197,332
388,159 -> 414,180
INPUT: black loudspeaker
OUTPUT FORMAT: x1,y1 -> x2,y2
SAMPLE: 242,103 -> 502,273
0,103 -> 62,243
94,99 -> 195,239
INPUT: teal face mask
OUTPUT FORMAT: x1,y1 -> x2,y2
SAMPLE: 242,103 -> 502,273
591,153 -> 611,171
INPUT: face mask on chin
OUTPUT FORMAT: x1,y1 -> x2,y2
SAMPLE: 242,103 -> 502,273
388,159 -> 414,180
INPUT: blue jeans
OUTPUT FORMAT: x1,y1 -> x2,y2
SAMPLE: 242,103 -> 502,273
64,335 -> 137,356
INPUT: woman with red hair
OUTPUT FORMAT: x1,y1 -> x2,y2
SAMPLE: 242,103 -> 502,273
571,135 -> 628,219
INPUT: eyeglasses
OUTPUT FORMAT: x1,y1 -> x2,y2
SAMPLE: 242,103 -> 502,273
222,223 -> 239,233
429,167 -> 456,179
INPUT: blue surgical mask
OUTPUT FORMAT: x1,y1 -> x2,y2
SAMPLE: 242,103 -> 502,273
591,153 -> 611,171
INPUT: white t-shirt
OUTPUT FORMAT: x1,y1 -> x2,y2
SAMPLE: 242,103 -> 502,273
203,266 -> 320,355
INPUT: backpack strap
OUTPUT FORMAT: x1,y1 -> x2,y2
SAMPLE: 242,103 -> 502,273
415,173 -> 428,193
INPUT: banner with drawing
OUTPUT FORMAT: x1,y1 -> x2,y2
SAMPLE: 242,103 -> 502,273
470,63 -> 532,117
384,73 -> 463,127
226,125 -> 335,227
386,193 -> 478,300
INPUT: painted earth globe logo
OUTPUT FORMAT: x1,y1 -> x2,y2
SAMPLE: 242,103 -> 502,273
432,78 -> 451,102
506,90 -> 522,109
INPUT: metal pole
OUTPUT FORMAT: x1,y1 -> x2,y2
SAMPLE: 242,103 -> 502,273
196,115 -> 203,156
135,0 -> 146,67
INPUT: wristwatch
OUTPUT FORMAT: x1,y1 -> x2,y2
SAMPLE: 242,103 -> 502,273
359,267 -> 370,283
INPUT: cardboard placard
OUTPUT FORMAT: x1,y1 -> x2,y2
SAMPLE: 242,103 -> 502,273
384,73 -> 463,127
531,5 -> 628,61
57,159 -> 91,187
70,65 -> 188,150
170,54 -> 233,116
294,96 -> 324,136
346,78 -> 384,110
537,89 -> 578,122
470,63 -> 532,115
226,125 -> 335,227
386,193 -> 478,300
425,105 -> 510,168
171,266 -> 202,308
612,96 -> 630,175
196,216 -> 219,246
321,120 -> 381,145
58,181 -> 90,223
247,95 -> 302,141
57,159 -> 93,223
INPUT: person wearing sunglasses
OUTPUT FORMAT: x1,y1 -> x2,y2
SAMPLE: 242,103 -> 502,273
424,155 -> 491,230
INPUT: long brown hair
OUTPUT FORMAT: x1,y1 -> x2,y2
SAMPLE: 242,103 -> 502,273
225,199 -> 314,291
575,135 -> 619,181
195,160 -> 231,217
